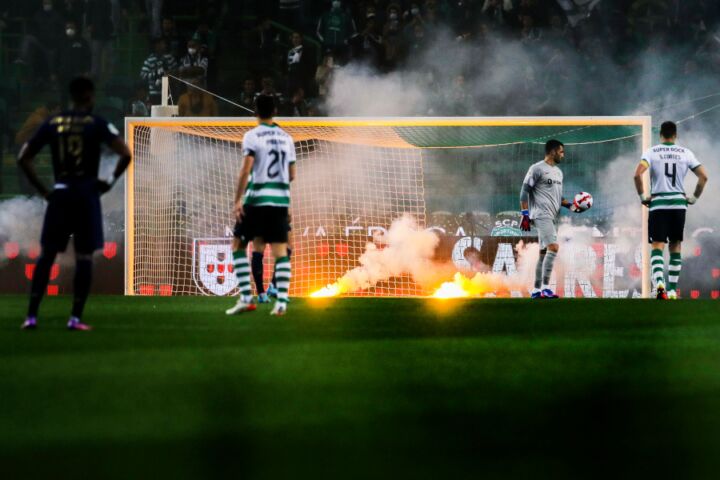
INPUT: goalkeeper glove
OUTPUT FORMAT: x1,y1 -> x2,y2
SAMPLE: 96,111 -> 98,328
687,195 -> 698,205
520,210 -> 531,231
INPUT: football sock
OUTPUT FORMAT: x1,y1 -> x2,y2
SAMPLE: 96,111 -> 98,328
27,250 -> 57,317
668,252 -> 682,291
71,258 -> 93,318
651,248 -> 665,288
251,251 -> 265,294
541,250 -> 557,287
233,250 -> 252,300
274,256 -> 291,303
271,247 -> 291,287
534,250 -> 546,289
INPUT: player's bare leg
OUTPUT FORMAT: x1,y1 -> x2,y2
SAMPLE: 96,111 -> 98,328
667,241 -> 682,299
227,238 -> 257,315
651,241 -> 668,299
270,242 -> 290,316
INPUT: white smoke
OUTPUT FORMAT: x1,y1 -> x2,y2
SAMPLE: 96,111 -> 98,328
325,65 -> 430,117
330,214 -> 451,293
0,197 -> 45,263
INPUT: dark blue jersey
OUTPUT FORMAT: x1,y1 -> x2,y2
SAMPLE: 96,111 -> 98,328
26,111 -> 119,184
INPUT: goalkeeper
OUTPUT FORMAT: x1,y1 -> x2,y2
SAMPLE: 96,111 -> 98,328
519,139 -> 579,299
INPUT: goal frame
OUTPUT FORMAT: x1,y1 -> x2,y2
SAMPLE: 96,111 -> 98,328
124,116 -> 653,298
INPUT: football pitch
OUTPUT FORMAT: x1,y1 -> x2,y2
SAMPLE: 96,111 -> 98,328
2,296 -> 720,479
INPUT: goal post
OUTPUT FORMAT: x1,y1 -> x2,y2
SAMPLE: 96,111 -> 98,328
124,116 -> 652,298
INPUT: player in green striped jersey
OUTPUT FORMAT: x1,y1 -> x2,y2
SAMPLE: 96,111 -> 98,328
226,95 -> 296,316
634,121 -> 708,299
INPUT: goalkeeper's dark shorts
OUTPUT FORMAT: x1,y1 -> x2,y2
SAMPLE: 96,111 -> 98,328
234,205 -> 289,244
648,209 -> 686,243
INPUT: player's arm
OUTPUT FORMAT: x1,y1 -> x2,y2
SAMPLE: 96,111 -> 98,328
17,123 -> 51,198
17,141 -> 51,198
687,165 -> 708,205
633,159 -> 651,206
519,181 -> 532,231
233,154 -> 255,219
289,162 -> 296,182
109,138 -> 132,179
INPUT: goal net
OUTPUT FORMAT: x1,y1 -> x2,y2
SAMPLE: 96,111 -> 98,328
125,117 -> 652,297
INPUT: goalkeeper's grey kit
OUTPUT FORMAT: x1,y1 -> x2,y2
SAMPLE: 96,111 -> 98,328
520,160 -> 564,248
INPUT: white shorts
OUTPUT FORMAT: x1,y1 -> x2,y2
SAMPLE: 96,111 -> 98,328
533,217 -> 558,250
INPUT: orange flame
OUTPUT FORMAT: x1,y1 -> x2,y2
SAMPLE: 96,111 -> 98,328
309,279 -> 352,298
431,272 -> 510,299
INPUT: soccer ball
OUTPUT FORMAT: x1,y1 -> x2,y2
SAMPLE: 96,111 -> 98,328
573,192 -> 593,212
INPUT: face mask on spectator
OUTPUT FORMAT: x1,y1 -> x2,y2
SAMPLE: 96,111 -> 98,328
332,1 -> 341,9
389,12 -> 398,20
43,4 -> 53,11
66,28 -> 76,36
188,48 -> 197,55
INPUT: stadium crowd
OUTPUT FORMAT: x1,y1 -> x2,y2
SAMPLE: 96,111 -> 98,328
1,0 -> 719,122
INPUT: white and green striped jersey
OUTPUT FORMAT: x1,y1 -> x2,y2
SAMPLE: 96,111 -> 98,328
641,142 -> 701,211
241,122 -> 296,207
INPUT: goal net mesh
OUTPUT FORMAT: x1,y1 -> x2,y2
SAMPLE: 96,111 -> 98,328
127,119 -> 645,297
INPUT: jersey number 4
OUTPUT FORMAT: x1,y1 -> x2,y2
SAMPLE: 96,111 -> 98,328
267,150 -> 287,179
664,163 -> 677,187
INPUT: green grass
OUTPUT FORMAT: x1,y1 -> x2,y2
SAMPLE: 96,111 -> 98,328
1,296 -> 720,479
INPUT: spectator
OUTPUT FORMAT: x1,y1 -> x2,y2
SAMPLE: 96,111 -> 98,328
61,0 -> 84,28
248,17 -> 279,76
110,0 -> 128,35
15,0 -> 65,80
179,39 -> 209,82
178,81 -> 218,116
15,100 -> 61,146
140,37 -> 178,105
314,53 -> 336,99
239,78 -> 256,115
403,3 -> 424,35
317,1 -> 357,60
57,20 -> 91,95
254,76 -> 284,106
545,13 -> 571,47
519,14 -> 542,44
406,23 -> 427,57
86,0 -> 114,82
145,0 -> 163,38
160,17 -> 184,59
382,3 -> 403,69
284,87 -> 309,117
15,100 -> 61,194
278,0 -> 304,32
350,13 -> 384,68
423,0 -> 441,34
130,84 -> 150,116
192,19 -> 218,58
481,0 -> 514,28
286,31 -> 315,96
446,74 -> 471,114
